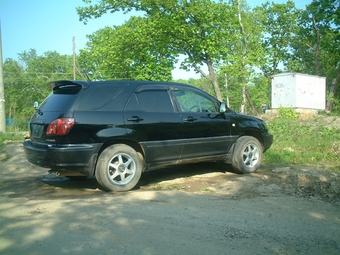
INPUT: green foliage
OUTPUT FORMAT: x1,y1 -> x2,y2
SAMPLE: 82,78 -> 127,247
0,132 -> 23,162
0,132 -> 23,145
76,0 -> 340,111
3,50 -> 75,131
287,0 -> 339,79
264,115 -> 340,170
219,74 -> 243,111
77,0 -> 247,100
219,1 -> 265,105
78,17 -> 174,81
277,106 -> 297,119
246,75 -> 271,113
253,0 -> 299,77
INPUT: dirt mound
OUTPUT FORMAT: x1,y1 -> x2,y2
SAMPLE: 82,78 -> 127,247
267,165 -> 340,203
139,162 -> 340,206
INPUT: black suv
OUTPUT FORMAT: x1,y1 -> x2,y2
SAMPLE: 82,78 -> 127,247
24,80 -> 273,191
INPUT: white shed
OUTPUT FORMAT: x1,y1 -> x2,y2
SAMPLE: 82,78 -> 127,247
271,73 -> 326,110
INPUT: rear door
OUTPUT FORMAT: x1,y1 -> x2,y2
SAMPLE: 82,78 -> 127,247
123,85 -> 184,163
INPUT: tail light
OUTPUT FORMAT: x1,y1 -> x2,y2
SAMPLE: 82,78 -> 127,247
46,118 -> 75,135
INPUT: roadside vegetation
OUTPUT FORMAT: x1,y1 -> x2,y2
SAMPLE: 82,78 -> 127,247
0,132 -> 23,145
263,109 -> 340,171
0,132 -> 23,162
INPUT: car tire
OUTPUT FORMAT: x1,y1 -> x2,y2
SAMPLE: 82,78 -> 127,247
231,136 -> 262,174
95,144 -> 143,191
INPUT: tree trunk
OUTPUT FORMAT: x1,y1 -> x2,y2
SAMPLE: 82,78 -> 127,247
207,60 -> 222,101
329,65 -> 340,112
240,86 -> 246,113
194,55 -> 223,101
237,0 -> 247,113
312,14 -> 320,75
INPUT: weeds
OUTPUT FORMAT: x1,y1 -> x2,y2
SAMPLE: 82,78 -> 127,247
0,132 -> 24,162
0,132 -> 23,145
277,106 -> 297,119
264,115 -> 340,171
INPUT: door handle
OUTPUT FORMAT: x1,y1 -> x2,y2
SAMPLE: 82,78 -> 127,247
184,116 -> 197,122
127,116 -> 144,122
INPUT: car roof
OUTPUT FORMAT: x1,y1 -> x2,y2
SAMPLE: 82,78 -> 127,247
47,80 -> 194,90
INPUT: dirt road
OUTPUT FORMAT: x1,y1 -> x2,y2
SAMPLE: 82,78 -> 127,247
0,143 -> 339,255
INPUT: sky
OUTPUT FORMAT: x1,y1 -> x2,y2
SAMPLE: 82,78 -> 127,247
0,0 -> 312,80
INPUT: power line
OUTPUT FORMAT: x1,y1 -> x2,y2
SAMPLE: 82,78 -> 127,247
3,71 -> 74,75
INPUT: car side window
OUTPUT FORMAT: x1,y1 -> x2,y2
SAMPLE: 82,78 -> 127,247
126,90 -> 174,112
173,90 -> 217,113
77,84 -> 126,110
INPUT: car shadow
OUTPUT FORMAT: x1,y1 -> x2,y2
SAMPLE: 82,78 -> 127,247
138,162 -> 235,187
44,161 -> 233,191
2,162 -> 236,200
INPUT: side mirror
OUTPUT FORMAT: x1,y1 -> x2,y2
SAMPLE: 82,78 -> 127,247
219,102 -> 227,113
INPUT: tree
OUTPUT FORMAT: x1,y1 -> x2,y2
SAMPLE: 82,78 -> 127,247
287,0 -> 340,111
77,0 -> 242,101
78,17 -> 175,81
254,0 -> 299,78
3,50 -> 75,129
215,1 -> 264,113
3,59 -> 26,122
247,74 -> 271,113
18,49 -> 74,82
16,49 -> 74,110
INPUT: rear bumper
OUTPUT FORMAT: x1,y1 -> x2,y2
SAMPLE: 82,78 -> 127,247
23,141 -> 101,176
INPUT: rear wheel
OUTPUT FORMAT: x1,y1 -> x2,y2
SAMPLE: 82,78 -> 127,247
231,136 -> 262,174
95,144 -> 143,191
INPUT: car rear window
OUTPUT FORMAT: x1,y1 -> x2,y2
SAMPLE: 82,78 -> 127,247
37,84 -> 82,111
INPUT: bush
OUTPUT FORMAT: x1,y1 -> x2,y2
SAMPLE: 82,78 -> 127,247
277,106 -> 297,119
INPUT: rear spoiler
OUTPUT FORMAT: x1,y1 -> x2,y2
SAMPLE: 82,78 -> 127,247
47,80 -> 90,89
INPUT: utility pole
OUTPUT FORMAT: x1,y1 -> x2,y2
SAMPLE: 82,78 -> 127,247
0,20 -> 6,133
72,36 -> 87,81
73,36 -> 76,80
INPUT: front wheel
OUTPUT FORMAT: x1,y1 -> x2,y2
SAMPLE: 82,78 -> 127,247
231,136 -> 262,174
95,144 -> 143,191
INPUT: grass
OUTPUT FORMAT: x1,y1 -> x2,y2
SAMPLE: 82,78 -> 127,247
0,132 -> 24,145
263,113 -> 340,171
0,132 -> 24,162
